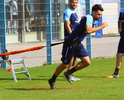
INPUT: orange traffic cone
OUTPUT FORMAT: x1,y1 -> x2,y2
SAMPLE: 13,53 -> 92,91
8,68 -> 12,72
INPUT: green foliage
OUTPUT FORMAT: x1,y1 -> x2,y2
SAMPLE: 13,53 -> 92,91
0,57 -> 124,100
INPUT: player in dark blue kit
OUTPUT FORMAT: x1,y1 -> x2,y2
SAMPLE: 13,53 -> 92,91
48,4 -> 108,90
64,0 -> 81,81
106,9 -> 124,79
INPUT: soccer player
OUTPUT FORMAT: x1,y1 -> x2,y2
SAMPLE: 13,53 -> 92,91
106,8 -> 124,79
64,0 -> 81,81
48,4 -> 108,90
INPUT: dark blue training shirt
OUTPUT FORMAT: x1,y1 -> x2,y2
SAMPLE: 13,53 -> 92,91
65,14 -> 97,42
64,7 -> 79,38
119,9 -> 124,37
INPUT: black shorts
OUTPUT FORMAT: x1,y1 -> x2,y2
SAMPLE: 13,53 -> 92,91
61,43 -> 88,64
117,37 -> 124,53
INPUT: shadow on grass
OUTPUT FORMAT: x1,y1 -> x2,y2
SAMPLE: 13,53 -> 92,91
0,78 -> 14,80
0,78 -> 45,81
0,75 -> 110,82
37,76 -> 67,79
6,87 -> 98,91
38,75 -> 107,78
77,75 -> 107,78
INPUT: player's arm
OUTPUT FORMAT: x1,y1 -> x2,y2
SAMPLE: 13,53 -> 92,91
81,16 -> 85,20
86,22 -> 108,34
26,5 -> 31,16
118,19 -> 122,33
64,21 -> 72,34
26,1 -> 32,16
118,12 -> 122,33
85,15 -> 108,34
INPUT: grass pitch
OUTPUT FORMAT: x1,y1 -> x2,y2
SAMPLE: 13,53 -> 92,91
0,57 -> 124,100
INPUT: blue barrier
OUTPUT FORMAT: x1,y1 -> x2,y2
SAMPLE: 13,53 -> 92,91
0,0 -> 7,68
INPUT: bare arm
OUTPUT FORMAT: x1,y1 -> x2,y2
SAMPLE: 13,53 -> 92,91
118,19 -> 122,33
26,5 -> 31,16
64,21 -> 72,34
86,22 -> 108,34
81,16 -> 85,20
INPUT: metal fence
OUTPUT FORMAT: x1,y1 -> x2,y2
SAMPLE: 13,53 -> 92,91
5,0 -> 69,43
0,0 -> 123,68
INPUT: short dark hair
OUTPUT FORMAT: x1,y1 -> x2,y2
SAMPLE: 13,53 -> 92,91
92,4 -> 104,12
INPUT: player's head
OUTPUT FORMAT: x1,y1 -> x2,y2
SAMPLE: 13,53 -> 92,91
92,4 -> 104,21
69,0 -> 78,10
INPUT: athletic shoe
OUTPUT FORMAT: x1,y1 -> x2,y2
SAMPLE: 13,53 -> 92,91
72,76 -> 81,81
48,79 -> 56,90
64,72 -> 73,84
70,76 -> 77,81
106,74 -> 119,79
64,75 -> 81,81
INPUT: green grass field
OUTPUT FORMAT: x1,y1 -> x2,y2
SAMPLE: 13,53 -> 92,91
0,57 -> 124,100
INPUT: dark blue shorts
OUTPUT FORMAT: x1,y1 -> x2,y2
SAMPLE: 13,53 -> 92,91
61,43 -> 89,64
117,37 -> 124,53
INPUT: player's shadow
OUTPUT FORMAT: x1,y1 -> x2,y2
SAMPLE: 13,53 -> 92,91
0,77 -> 43,81
38,75 -> 64,78
75,75 -> 107,78
6,87 -> 53,91
38,75 -> 106,78
2,75 -> 110,82
0,78 -> 14,80
36,75 -> 108,82
37,75 -> 69,81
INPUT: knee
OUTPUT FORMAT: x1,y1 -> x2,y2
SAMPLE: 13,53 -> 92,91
116,53 -> 123,58
85,60 -> 91,66
62,63 -> 69,68
116,53 -> 119,57
65,64 -> 69,68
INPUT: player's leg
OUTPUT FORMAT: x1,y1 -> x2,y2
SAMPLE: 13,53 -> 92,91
67,56 -> 90,74
66,57 -> 76,81
75,56 -> 91,70
64,44 -> 90,82
114,53 -> 123,74
68,57 -> 75,70
48,45 -> 74,89
106,37 -> 124,78
54,63 -> 69,77
48,63 -> 68,90
66,57 -> 80,81
106,53 -> 122,79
